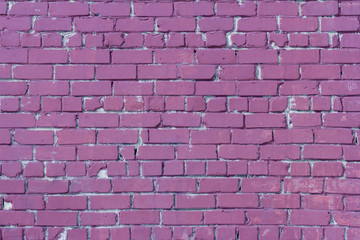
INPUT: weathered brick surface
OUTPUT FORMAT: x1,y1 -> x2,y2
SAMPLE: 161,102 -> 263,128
0,0 -> 358,238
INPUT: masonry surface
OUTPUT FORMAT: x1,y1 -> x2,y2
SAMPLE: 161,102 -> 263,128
0,0 -> 360,239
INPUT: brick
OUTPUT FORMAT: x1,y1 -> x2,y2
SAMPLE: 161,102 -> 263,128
196,82 -> 236,96
112,50 -> 152,64
218,193 -> 258,208
177,145 -> 217,160
116,18 -> 154,32
197,49 -> 235,64
156,178 -> 196,192
55,65 -> 94,80
157,17 -> 195,32
219,145 -> 258,160
29,81 -> 69,96
121,113 -> 160,128
259,2 -> 298,16
70,49 -> 109,64
134,3 -> 172,17
29,49 -> 68,64
71,179 -> 111,193
14,65 -> 52,80
47,196 -> 86,210
216,2 -> 256,16
14,130 -> 53,145
34,18 -> 72,31
81,212 -> 116,226
239,18 -> 277,32
78,113 -> 119,128
261,194 -> 300,209
9,2 -> 48,16
0,211 -> 34,226
91,3 -> 130,17
322,17 -> 359,32
35,146 -> 75,161
146,129 -> 189,144
138,65 -> 177,79
284,179 -> 323,193
248,210 -> 287,225
119,211 -> 159,224
274,129 -> 313,144
237,50 -> 278,64
36,113 -> 75,128
334,212 -> 360,228
280,17 -> 318,31
74,17 -> 113,32
204,210 -> 244,225
198,178 -> 239,193
301,2 -> 338,16
113,178 -> 153,192
219,65 -> 254,80
322,50 -> 360,64
303,145 -> 342,160
49,2 -> 88,16
137,145 -> 174,160
260,145 -> 300,160
315,129 -> 354,144
175,2 -> 214,16
176,194 -> 215,209
280,81 -> 319,95
290,210 -> 330,226
90,195 -> 130,210
198,17 -> 233,32
261,65 -> 299,80
304,195 -> 343,210
36,211 -> 77,226
97,65 -> 136,80
163,211 -> 203,225
242,178 -> 281,193
245,114 -> 286,128
133,194 -> 173,209
179,65 -> 216,79
238,81 -> 278,96
203,113 -> 243,128
78,145 -> 118,160
28,180 -> 68,194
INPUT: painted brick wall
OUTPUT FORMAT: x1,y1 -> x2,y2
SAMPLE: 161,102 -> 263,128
0,0 -> 360,239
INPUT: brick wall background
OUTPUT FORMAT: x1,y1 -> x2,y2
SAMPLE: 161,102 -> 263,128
0,0 -> 360,239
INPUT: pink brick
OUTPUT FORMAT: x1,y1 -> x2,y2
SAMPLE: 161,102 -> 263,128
14,130 -> 53,145
322,17 -> 359,32
303,145 -> 342,160
34,18 -> 72,31
280,81 -> 319,95
138,65 -> 177,79
49,2 -> 88,16
175,2 -> 214,16
274,129 -> 313,144
116,18 -> 154,32
204,210 -> 245,225
290,210 -> 330,226
260,145 -> 300,160
35,146 -> 75,161
301,2 -> 338,16
163,211 -> 203,225
9,2 -> 48,16
177,145 -> 217,160
258,2 -> 298,16
146,129 -> 189,144
261,194 -> 300,209
133,194 -> 173,209
218,193 -> 258,208
261,65 -> 299,80
134,3 -> 172,17
219,145 -> 258,160
216,2 -> 256,16
157,17 -> 196,32
242,178 -> 281,193
70,49 -> 110,64
14,65 -> 52,80
203,113 -> 243,128
237,18 -> 277,31
219,65 -> 254,80
179,65 -> 216,79
248,210 -> 287,225
74,17 -> 113,32
121,113 -> 160,127
280,17 -> 318,32
91,3 -> 130,17
285,179 -> 323,193
197,49 -> 235,64
196,82 -> 236,96
55,65 -> 94,80
112,50 -> 152,64
119,211 -> 159,224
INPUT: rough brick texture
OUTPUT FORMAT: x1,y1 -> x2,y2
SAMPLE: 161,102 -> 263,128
0,0 -> 359,239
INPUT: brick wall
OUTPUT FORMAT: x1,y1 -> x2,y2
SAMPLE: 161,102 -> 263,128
0,0 -> 359,239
